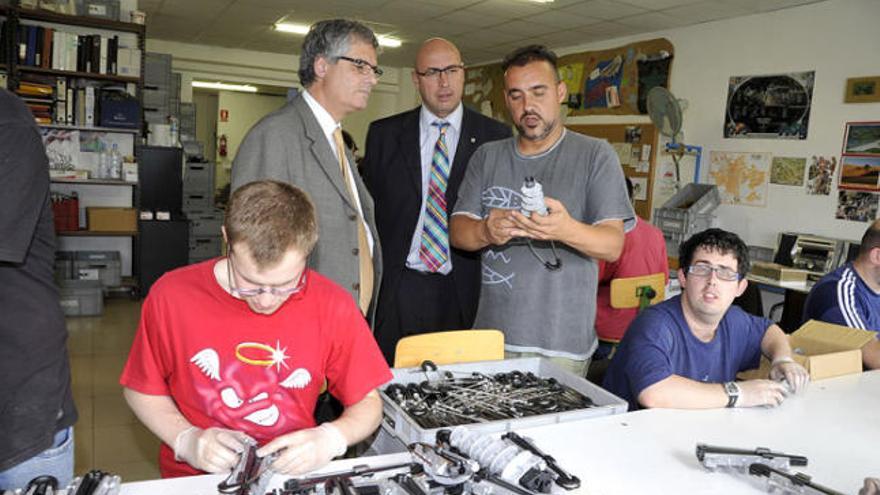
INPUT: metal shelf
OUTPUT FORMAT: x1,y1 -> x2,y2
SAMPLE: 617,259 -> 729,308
41,123 -> 140,134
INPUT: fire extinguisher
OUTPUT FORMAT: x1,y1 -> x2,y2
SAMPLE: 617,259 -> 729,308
219,134 -> 228,157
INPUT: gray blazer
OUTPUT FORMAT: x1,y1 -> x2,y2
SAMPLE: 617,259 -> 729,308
231,94 -> 382,312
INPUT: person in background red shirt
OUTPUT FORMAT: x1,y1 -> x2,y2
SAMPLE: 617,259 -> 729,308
592,176 -> 669,361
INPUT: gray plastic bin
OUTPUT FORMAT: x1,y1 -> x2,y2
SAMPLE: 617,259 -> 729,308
58,279 -> 104,316
189,236 -> 222,262
74,251 -> 122,288
378,358 -> 627,448
188,209 -> 224,237
183,162 -> 215,195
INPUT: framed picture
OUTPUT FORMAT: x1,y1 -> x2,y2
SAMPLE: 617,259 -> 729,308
845,76 -> 880,103
842,121 -> 880,156
723,71 -> 814,140
839,155 -> 880,191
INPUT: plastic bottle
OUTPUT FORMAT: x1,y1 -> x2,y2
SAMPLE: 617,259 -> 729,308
97,145 -> 109,179
108,143 -> 122,179
168,115 -> 181,147
520,177 -> 548,216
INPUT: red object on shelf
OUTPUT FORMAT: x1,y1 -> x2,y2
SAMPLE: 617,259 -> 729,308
52,193 -> 80,233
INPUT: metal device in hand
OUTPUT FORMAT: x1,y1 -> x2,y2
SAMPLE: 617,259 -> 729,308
218,439 -> 276,495
748,463 -> 846,495
520,177 -> 548,217
696,444 -> 808,472
268,462 -> 420,495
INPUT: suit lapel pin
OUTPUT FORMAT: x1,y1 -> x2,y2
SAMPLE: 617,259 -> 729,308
470,137 -> 476,143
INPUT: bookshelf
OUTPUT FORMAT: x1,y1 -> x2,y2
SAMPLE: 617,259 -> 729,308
2,0 -> 147,296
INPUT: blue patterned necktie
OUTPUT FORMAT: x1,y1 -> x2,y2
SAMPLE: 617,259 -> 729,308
419,122 -> 451,272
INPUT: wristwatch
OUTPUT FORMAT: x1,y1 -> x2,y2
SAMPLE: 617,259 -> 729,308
723,381 -> 740,408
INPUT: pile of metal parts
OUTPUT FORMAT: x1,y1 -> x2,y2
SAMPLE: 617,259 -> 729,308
1,470 -> 121,495
220,425 -> 580,495
696,444 -> 845,495
384,366 -> 595,429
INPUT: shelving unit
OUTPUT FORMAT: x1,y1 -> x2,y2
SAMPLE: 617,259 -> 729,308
2,0 -> 146,296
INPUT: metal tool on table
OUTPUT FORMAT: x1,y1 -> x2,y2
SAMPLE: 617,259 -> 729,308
748,463 -> 845,495
696,444 -> 808,472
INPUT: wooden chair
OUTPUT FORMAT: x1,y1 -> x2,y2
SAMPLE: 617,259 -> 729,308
393,329 -> 505,368
588,273 -> 667,385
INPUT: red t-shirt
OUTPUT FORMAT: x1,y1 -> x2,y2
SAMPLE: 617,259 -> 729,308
595,218 -> 669,342
119,259 -> 392,478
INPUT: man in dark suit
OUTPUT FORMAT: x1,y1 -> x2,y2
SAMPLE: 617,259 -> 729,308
362,38 -> 511,363
232,19 -> 382,316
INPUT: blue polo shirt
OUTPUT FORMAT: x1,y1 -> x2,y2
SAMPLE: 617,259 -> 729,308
603,295 -> 771,410
803,263 -> 880,331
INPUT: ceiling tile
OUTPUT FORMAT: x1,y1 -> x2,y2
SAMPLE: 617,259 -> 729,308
557,0 -> 649,20
618,0 -> 703,9
528,9 -> 601,29
490,20 -> 561,37
615,11 -> 692,30
660,1 -> 751,23
464,0 -> 555,17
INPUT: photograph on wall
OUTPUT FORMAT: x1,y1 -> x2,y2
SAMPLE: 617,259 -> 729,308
806,155 -> 837,195
723,71 -> 815,140
631,176 -> 648,201
839,155 -> 880,191
708,151 -> 771,206
842,121 -> 880,156
770,156 -> 807,186
836,191 -> 879,222
845,76 -> 880,103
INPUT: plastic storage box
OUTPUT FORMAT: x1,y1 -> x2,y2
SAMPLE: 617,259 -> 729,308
378,358 -> 627,448
74,251 -> 122,288
58,279 -> 104,316
188,209 -> 224,237
653,183 -> 720,253
183,192 -> 213,211
183,162 -> 215,195
189,236 -> 222,262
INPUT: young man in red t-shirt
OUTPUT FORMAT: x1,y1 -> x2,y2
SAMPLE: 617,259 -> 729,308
120,180 -> 391,478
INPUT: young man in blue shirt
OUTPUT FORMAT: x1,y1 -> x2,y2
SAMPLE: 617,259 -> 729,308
603,228 -> 810,410
803,219 -> 880,369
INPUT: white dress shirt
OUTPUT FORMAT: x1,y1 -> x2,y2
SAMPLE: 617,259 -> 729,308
302,89 -> 374,254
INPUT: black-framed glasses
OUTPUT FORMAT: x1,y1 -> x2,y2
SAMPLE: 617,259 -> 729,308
415,64 -> 465,79
226,251 -> 308,298
687,263 -> 741,282
336,56 -> 383,77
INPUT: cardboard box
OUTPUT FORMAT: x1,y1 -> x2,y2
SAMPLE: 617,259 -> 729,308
739,320 -> 877,381
750,261 -> 810,283
86,207 -> 137,232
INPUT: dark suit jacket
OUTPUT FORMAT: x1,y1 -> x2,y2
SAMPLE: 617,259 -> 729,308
231,94 -> 381,310
361,105 -> 511,329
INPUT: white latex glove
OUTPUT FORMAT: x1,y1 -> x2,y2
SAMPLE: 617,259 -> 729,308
174,426 -> 253,473
860,477 -> 880,495
769,357 -> 810,394
736,379 -> 789,408
256,423 -> 347,476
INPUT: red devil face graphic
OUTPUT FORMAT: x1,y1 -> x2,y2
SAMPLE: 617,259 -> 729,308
189,341 -> 313,437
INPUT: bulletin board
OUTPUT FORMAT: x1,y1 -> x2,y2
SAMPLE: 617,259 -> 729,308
463,38 -> 674,121
566,123 -> 658,220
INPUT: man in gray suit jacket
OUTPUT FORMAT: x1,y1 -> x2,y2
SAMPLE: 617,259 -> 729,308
232,19 -> 383,315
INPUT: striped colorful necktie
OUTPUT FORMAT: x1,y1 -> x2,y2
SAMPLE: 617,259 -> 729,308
419,121 -> 451,272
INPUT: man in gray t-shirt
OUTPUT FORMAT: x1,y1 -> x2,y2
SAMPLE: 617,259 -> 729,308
450,45 -> 634,375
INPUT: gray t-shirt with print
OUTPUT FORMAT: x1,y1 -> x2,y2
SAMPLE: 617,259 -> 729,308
453,130 -> 634,360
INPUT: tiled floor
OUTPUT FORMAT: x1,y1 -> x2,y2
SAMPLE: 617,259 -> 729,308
67,298 -> 162,482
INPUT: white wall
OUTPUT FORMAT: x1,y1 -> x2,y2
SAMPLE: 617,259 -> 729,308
560,0 -> 880,248
144,39 -> 418,149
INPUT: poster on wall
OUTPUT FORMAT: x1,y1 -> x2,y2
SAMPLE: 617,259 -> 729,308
769,156 -> 807,186
583,55 -> 623,109
806,155 -> 837,195
723,71 -> 815,140
836,191 -> 879,222
842,121 -> 880,155
708,151 -> 771,206
838,156 -> 880,191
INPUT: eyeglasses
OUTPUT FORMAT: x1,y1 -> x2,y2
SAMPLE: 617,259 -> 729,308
336,56 -> 383,77
226,251 -> 307,298
415,64 -> 465,79
687,263 -> 741,282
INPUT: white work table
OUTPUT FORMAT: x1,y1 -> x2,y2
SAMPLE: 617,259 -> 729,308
121,371 -> 879,494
